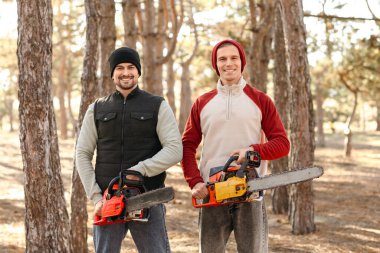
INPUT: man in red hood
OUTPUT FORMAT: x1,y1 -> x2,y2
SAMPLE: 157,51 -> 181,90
181,39 -> 290,252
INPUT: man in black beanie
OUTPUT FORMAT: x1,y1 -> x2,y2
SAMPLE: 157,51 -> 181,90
76,47 -> 182,253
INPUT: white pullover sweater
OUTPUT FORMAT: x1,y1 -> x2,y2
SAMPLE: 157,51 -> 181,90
181,77 -> 290,188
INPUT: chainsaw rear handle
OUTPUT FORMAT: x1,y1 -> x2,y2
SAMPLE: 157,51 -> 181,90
106,170 -> 145,197
221,156 -> 239,172
192,184 -> 220,208
222,151 -> 261,172
122,170 -> 145,187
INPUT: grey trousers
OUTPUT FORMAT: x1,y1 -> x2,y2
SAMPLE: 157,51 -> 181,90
93,204 -> 170,253
199,199 -> 268,253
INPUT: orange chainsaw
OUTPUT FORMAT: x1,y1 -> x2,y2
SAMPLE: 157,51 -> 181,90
94,170 -> 174,226
192,151 -> 323,208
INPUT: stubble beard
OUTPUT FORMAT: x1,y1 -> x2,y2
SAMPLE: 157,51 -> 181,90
115,75 -> 137,90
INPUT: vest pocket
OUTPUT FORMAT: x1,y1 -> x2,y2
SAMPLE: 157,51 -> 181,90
131,112 -> 153,121
130,112 -> 155,136
96,112 -> 118,137
99,112 -> 117,122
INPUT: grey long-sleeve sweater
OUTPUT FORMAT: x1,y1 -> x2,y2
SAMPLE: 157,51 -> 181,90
75,100 -> 183,205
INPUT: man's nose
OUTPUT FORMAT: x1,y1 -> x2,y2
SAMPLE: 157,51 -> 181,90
122,68 -> 130,75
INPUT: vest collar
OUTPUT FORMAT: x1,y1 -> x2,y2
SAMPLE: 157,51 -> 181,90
114,85 -> 141,98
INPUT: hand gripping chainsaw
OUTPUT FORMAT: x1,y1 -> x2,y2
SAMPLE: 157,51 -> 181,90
94,170 -> 174,225
192,151 -> 324,208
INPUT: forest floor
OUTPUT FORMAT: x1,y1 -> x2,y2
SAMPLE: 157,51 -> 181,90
0,130 -> 379,253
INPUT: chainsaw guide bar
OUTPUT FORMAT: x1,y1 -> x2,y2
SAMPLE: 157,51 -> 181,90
124,186 -> 175,212
247,166 -> 324,192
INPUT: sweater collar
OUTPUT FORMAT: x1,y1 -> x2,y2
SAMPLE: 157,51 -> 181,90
217,77 -> 246,96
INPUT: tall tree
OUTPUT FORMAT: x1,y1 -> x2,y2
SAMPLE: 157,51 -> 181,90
166,55 -> 176,115
137,0 -> 183,95
178,2 -> 199,133
98,0 -> 116,96
55,0 -> 69,139
283,0 -> 316,234
69,1 -> 99,252
17,0 -> 72,251
122,0 -> 138,49
271,0 -> 289,214
248,0 -> 275,93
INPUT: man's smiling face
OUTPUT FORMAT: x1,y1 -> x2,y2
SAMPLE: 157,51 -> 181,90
216,44 -> 242,85
112,62 -> 139,91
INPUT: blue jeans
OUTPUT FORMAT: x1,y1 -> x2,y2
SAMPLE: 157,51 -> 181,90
199,199 -> 268,253
93,204 -> 170,253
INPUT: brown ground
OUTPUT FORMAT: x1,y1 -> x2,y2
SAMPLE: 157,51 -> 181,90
0,130 -> 379,253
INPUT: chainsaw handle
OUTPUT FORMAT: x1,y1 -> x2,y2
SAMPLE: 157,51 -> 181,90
192,196 -> 220,208
222,156 -> 239,172
123,170 -> 144,187
246,151 -> 261,168
107,176 -> 121,197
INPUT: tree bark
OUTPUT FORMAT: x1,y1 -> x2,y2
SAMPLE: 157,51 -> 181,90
17,0 -> 72,252
98,0 -> 116,96
55,0 -> 69,140
138,0 -> 183,95
122,0 -> 138,49
271,0 -> 289,214
338,71 -> 359,157
70,1 -> 99,252
4,97 -> 15,132
376,100 -> 380,131
179,63 -> 192,133
283,0 -> 316,235
315,80 -> 325,147
166,56 -> 176,116
178,2 -> 198,133
248,0 -> 275,92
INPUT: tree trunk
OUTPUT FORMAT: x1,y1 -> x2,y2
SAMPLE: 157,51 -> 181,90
166,56 -> 176,116
98,0 -> 116,96
271,0 -> 289,214
248,0 -> 275,92
66,59 -> 77,138
138,0 -> 183,96
376,100 -> 380,131
315,77 -> 325,147
179,63 -> 192,134
17,0 -> 72,252
178,4 -> 198,134
122,0 -> 138,49
283,0 -> 316,235
70,1 -> 99,252
5,97 -> 15,132
344,91 -> 358,157
58,43 -> 68,140
140,0 -> 159,94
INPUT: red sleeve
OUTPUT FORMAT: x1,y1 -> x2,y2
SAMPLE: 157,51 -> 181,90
181,90 -> 217,189
244,86 -> 290,160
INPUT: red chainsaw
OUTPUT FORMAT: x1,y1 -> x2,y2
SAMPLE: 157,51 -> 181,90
94,170 -> 174,225
193,151 -> 323,208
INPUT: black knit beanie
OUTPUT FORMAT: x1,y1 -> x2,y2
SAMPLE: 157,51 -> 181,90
108,47 -> 142,77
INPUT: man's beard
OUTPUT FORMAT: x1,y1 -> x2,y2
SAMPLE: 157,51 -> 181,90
115,75 -> 137,90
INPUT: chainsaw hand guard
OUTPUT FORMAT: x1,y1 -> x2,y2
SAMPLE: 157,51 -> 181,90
192,151 -> 262,208
94,170 -> 150,226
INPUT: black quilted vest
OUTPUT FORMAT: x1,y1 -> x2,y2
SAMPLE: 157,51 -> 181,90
94,87 -> 165,192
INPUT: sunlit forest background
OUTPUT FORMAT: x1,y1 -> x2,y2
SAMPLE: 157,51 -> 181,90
1,0 -> 379,137
0,0 -> 379,252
